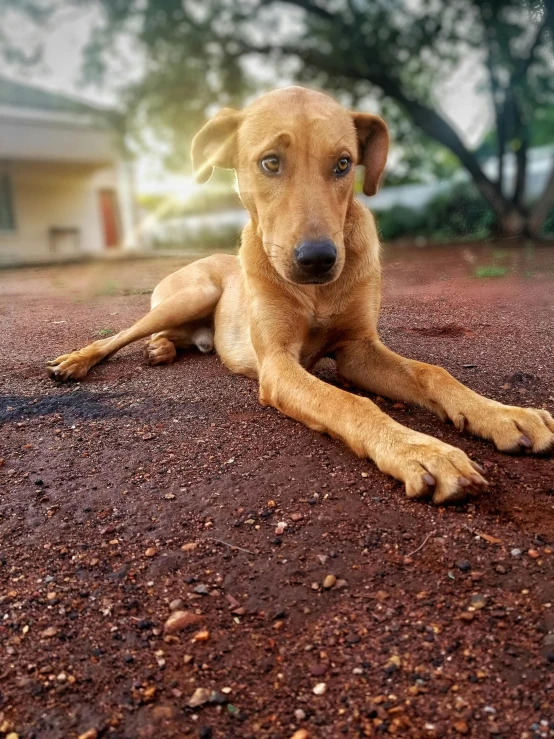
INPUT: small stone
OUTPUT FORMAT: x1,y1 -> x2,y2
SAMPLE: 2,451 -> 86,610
495,565 -> 508,574
164,493 -> 176,500
322,575 -> 336,589
291,513 -> 303,522
456,560 -> 471,572
528,549 -> 540,559
145,547 -> 157,557
470,594 -> 486,610
310,663 -> 328,677
46,592 -> 58,603
335,579 -> 348,589
56,672 -> 67,683
312,682 -> 327,695
194,584 -> 209,595
453,720 -> 469,734
41,626 -> 58,638
290,731 -> 310,739
294,709 -> 306,721
275,525 -> 285,535
183,654 -> 194,664
77,731 -> 98,739
163,611 -> 202,634
460,612 -> 474,622
188,687 -> 211,707
181,542 -> 197,552
511,548 -> 522,557
193,629 -> 210,642
316,554 -> 328,565
169,598 -> 184,612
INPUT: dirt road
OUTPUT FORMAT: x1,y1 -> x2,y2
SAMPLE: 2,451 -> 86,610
1,244 -> 553,738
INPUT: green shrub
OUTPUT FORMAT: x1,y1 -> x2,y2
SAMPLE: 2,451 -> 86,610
152,224 -> 241,252
374,204 -> 426,241
374,182 -> 496,242
423,183 -> 495,239
542,207 -> 554,235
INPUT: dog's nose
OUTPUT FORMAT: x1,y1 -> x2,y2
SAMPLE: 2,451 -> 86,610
294,240 -> 337,277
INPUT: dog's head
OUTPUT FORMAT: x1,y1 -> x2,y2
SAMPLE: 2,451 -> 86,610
192,87 -> 388,285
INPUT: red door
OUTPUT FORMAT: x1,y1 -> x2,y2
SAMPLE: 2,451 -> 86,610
99,189 -> 121,248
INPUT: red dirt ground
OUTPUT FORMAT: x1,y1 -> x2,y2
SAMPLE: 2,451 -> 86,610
1,243 -> 554,739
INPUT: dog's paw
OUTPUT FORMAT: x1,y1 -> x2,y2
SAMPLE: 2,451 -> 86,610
144,338 -> 177,366
458,404 -> 554,455
378,431 -> 488,505
46,352 -> 91,382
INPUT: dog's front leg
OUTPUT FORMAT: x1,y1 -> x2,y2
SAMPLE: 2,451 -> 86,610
258,351 -> 488,504
336,339 -> 554,455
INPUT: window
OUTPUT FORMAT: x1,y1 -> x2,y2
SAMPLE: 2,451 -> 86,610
0,173 -> 15,231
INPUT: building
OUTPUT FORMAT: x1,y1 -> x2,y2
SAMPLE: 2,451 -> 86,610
0,76 -> 139,266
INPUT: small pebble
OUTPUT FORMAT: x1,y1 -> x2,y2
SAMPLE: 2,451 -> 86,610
169,598 -> 184,612
77,731 -> 98,739
145,547 -> 157,558
511,548 -> 522,557
495,565 -> 508,574
41,626 -> 58,638
294,709 -> 306,721
453,720 -> 469,734
194,584 -> 209,595
312,682 -> 327,695
456,560 -> 471,572
188,687 -> 211,707
193,630 -> 210,642
528,549 -> 540,559
322,575 -> 336,589
163,611 -> 202,635
181,542 -> 197,552
470,594 -> 486,610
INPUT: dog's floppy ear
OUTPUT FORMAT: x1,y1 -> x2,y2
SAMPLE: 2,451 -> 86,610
351,113 -> 389,196
191,108 -> 242,184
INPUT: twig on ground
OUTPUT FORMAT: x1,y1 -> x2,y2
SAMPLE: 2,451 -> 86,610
405,531 -> 436,558
205,537 -> 256,555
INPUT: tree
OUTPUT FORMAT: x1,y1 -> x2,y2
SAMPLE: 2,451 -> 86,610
3,0 -> 554,237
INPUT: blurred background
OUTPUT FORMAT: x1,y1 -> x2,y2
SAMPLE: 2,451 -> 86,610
0,0 -> 553,267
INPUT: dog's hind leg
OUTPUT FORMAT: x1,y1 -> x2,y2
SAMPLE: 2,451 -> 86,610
46,279 -> 221,382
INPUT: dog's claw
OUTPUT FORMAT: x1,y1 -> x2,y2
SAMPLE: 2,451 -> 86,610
519,434 -> 533,449
422,473 -> 436,487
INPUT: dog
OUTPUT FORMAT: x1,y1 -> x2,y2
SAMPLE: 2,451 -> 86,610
46,87 -> 554,504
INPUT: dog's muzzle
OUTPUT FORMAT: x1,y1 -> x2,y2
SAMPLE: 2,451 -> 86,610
294,240 -> 337,281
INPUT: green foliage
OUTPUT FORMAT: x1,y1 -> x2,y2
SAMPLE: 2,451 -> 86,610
473,265 -> 508,278
373,205 -> 426,241
3,0 -> 554,232
374,183 -> 496,242
542,207 -> 554,235
152,224 -> 241,252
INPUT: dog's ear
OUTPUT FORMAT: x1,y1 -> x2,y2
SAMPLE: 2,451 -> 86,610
191,108 -> 242,184
351,113 -> 389,196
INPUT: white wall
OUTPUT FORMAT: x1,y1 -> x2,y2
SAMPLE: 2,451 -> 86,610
0,108 -> 116,164
0,160 -> 133,265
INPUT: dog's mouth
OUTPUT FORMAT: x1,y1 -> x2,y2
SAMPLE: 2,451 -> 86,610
290,271 -> 337,286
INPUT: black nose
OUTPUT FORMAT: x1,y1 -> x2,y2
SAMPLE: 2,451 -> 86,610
294,240 -> 337,277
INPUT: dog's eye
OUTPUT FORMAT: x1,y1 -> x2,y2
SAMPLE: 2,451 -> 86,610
334,157 -> 351,176
260,156 -> 281,174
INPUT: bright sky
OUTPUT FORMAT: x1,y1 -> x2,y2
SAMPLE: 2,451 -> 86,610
3,5 -> 493,195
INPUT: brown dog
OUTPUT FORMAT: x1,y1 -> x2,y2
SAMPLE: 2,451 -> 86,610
46,87 -> 554,503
